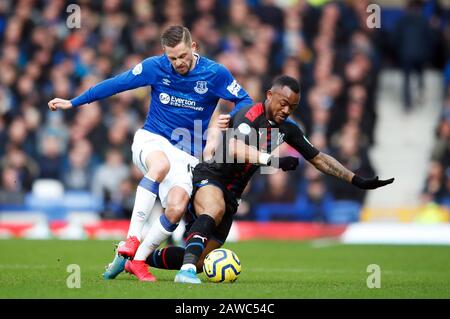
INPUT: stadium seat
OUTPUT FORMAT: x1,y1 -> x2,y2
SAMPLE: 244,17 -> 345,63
324,200 -> 362,224
24,180 -> 104,221
440,197 -> 450,209
31,179 -> 64,199
254,192 -> 336,222
25,193 -> 66,221
254,196 -> 313,222
63,191 -> 103,212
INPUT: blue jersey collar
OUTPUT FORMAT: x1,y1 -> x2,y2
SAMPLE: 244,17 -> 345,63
194,53 -> 200,65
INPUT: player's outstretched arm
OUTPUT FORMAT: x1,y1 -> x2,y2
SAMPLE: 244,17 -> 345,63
49,58 -> 157,109
229,138 -> 299,171
48,98 -> 73,111
308,152 -> 394,190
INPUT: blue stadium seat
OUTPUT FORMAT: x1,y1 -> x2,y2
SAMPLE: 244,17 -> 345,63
24,193 -> 66,221
324,200 -> 361,224
23,191 -> 103,221
63,191 -> 103,212
254,191 -> 336,222
440,197 -> 450,209
254,195 -> 316,222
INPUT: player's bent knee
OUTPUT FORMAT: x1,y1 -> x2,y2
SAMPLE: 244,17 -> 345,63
145,151 -> 170,181
165,187 -> 190,223
195,195 -> 225,225
194,186 -> 225,221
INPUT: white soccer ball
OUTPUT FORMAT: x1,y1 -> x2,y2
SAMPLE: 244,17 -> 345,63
203,248 -> 241,283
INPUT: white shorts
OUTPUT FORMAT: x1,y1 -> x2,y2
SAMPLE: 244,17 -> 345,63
131,129 -> 199,208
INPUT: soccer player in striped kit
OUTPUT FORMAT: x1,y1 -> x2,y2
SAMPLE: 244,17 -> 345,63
136,75 -> 394,283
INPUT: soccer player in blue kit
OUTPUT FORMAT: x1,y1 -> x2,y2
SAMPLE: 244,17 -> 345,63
48,26 -> 253,281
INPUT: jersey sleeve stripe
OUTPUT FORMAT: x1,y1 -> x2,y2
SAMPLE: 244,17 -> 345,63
245,103 -> 264,122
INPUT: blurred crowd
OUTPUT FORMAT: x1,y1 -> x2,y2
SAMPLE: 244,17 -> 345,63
0,0 -> 448,222
422,79 -> 450,207
417,1 -> 450,208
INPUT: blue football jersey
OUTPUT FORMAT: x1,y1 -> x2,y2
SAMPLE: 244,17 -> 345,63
71,53 -> 253,157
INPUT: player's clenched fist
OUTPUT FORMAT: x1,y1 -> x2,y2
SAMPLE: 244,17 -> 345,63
268,156 -> 299,171
48,98 -> 73,111
216,114 -> 231,130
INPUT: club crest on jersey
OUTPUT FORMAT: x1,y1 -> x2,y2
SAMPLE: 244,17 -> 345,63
194,81 -> 208,94
238,123 -> 251,135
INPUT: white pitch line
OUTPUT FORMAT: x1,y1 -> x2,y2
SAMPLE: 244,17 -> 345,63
246,268 -> 353,274
0,264 -> 48,269
309,238 -> 342,248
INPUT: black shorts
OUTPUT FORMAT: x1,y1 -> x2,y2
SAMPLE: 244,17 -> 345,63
184,163 -> 240,245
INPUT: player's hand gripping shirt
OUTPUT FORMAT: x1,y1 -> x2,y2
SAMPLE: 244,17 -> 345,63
70,54 -> 253,158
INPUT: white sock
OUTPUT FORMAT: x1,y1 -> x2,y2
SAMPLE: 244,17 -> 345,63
127,177 -> 158,241
181,263 -> 196,272
134,215 -> 174,261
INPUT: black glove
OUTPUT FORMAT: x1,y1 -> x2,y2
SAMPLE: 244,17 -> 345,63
351,175 -> 395,190
268,156 -> 299,171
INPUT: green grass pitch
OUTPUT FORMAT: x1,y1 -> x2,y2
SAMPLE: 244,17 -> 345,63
0,239 -> 449,298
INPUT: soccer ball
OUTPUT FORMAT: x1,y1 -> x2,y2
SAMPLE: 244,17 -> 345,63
203,249 -> 241,283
